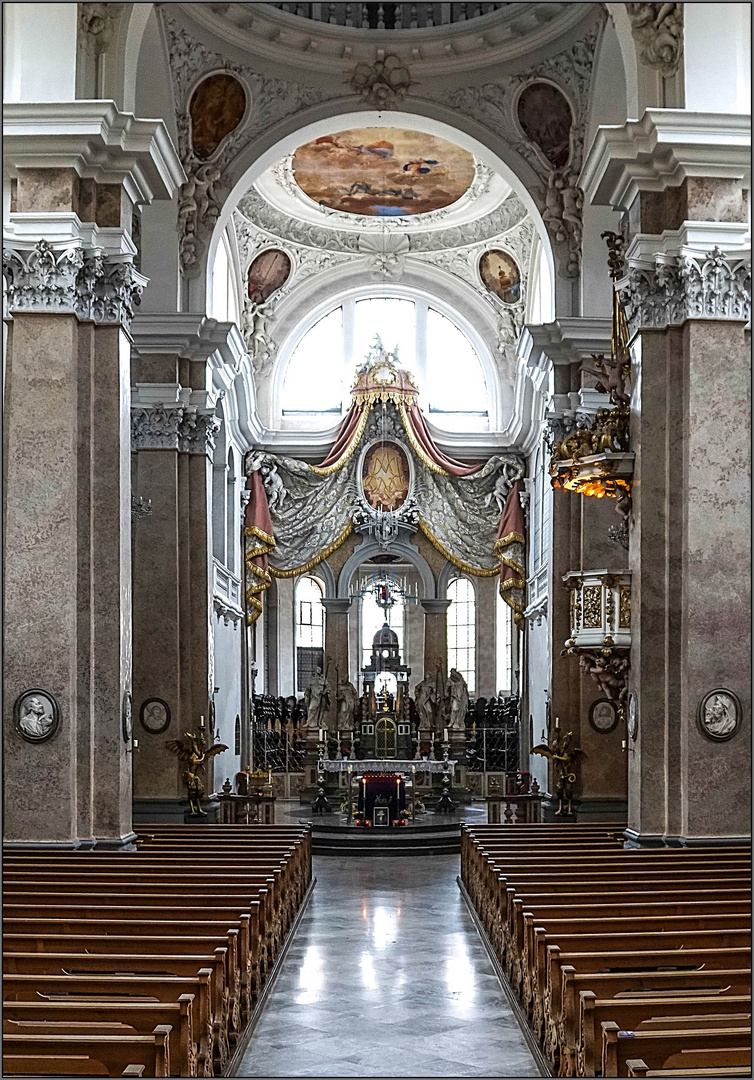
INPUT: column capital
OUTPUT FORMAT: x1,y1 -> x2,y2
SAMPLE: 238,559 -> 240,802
580,109 -> 751,211
130,393 -> 222,456
3,100 -> 186,206
420,599 -> 452,615
321,598 -> 352,615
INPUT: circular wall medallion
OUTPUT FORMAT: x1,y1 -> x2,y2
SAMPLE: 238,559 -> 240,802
14,688 -> 60,744
589,698 -> 619,734
122,690 -> 133,743
698,688 -> 741,742
139,697 -> 171,735
479,249 -> 521,304
627,692 -> 638,742
247,248 -> 291,305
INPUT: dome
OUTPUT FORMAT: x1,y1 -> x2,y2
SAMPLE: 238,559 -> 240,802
373,622 -> 398,649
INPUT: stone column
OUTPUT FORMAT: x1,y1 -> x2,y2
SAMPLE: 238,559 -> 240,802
129,316 -> 246,819
2,101 -> 183,845
322,598 -> 352,730
582,109 -> 751,843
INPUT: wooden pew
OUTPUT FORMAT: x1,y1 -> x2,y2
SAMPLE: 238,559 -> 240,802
601,1021 -> 752,1077
2,1026 -> 171,1077
578,993 -> 751,1076
626,1055 -> 752,1077
3,1059 -> 146,1076
3,997 -> 197,1077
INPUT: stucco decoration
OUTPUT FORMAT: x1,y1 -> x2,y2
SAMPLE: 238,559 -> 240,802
349,55 -> 411,108
161,10 -> 337,277
291,128 -> 475,217
79,2 -> 124,55
626,2 -> 684,78
438,23 -> 601,277
618,248 -> 752,334
189,73 -> 247,160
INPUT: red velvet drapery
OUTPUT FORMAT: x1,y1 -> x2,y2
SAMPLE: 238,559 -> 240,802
315,401 -> 365,469
494,479 -> 526,628
244,469 -> 275,624
404,402 -> 483,476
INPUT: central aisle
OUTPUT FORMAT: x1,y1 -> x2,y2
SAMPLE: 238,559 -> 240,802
235,855 -> 540,1077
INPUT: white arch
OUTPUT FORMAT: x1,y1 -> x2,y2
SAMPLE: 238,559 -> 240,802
337,535 -> 437,600
201,106 -> 558,317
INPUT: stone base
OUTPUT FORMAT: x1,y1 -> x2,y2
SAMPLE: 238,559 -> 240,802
541,796 -> 627,824
133,797 -> 220,824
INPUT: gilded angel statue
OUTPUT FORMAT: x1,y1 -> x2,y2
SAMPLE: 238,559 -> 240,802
532,729 -> 586,816
166,731 -> 229,815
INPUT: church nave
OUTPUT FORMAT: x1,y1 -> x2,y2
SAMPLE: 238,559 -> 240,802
234,856 -> 539,1078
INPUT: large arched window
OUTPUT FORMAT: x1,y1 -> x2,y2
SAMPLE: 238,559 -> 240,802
281,294 -> 488,426
361,591 -> 404,671
447,577 -> 476,693
295,576 -> 325,692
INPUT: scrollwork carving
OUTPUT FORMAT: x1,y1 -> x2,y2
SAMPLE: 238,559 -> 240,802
349,55 -> 411,108
626,3 -> 684,78
619,248 -> 752,335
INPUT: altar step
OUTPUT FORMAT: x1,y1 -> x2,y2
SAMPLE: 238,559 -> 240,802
311,820 -> 462,856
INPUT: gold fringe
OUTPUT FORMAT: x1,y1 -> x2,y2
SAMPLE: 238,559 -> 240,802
398,402 -> 449,475
244,524 -> 276,626
494,530 -> 525,549
308,403 -> 371,476
267,521 -> 354,579
417,518 -> 501,577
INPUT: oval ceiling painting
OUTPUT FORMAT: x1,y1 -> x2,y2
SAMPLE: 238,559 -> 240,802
292,127 -> 476,217
362,441 -> 411,512
189,74 -> 247,160
479,250 -> 521,304
248,249 -> 292,305
516,82 -> 573,170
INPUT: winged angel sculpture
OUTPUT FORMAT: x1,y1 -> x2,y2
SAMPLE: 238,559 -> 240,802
167,732 -> 229,815
531,729 -> 586,816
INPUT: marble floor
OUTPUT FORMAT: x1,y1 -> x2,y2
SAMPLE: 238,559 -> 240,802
234,856 -> 540,1078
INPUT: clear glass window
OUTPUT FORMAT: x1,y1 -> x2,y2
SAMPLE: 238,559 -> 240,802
296,577 -> 324,649
283,307 -> 344,413
426,309 -> 487,414
496,591 -> 513,696
447,577 -> 476,693
361,591 -> 405,670
353,298 -> 416,369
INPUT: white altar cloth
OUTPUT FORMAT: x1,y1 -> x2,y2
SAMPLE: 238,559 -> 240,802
321,759 -> 455,775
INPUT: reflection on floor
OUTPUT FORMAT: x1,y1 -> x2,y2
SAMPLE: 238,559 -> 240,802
234,855 -> 540,1078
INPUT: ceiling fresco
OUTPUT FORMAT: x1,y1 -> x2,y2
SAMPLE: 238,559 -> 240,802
291,127 -> 476,217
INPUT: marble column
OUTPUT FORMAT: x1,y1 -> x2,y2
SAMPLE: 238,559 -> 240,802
322,598 -> 352,730
421,599 -> 451,690
2,102 -> 183,845
129,317 -> 241,817
582,109 -> 751,843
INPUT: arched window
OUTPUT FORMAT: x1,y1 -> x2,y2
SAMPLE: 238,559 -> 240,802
226,449 -> 236,575
295,576 -> 325,692
447,577 -> 476,693
280,294 -> 488,426
210,231 -> 239,325
361,589 -> 405,671
496,592 -> 513,695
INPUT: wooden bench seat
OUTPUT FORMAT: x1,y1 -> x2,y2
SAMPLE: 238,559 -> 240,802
578,994 -> 751,1076
626,1055 -> 752,1076
2,1027 -> 171,1077
3,997 -> 197,1077
3,1057 -> 146,1076
601,1021 -> 752,1077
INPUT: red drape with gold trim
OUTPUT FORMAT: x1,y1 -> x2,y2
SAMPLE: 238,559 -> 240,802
315,402 -> 365,469
494,479 -> 526,629
404,403 -> 482,476
244,469 -> 275,624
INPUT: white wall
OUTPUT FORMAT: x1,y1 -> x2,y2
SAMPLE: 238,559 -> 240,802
684,3 -> 751,113
3,3 -> 77,103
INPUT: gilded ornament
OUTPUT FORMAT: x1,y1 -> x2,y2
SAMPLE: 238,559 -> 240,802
618,585 -> 631,628
604,586 -> 615,632
582,585 -> 602,629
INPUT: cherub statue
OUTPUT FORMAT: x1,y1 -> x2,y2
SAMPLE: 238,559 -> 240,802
532,729 -> 586,815
550,423 -> 596,464
247,452 -> 287,512
166,732 -> 229,815
484,461 -> 524,515
577,650 -> 629,705
592,408 -> 629,454
582,352 -> 631,409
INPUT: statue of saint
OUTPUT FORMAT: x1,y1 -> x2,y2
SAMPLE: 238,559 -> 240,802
337,679 -> 359,731
445,668 -> 469,731
413,674 -> 436,730
304,669 -> 330,730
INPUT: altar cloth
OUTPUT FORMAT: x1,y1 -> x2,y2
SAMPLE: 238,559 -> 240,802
321,759 -> 456,775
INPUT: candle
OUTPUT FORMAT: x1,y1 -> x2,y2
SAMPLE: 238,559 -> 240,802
319,727 -> 324,742
555,716 -> 560,729
337,730 -> 340,742
443,728 -> 448,742
199,715 -> 205,729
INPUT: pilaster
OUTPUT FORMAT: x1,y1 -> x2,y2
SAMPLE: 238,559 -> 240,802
582,109 -> 752,843
2,102 -> 182,845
